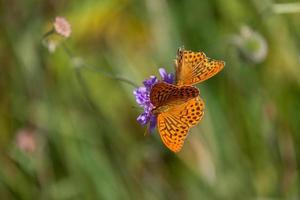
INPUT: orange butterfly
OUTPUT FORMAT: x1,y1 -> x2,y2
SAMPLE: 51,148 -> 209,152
150,47 -> 225,152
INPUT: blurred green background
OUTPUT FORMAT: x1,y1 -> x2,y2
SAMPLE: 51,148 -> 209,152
1,0 -> 300,199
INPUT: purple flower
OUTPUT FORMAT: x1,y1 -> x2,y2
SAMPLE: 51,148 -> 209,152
159,68 -> 174,84
133,68 -> 174,132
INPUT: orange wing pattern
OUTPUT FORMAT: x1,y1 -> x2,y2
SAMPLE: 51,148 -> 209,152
175,47 -> 225,86
157,97 -> 205,152
150,82 -> 199,107
147,48 -> 224,152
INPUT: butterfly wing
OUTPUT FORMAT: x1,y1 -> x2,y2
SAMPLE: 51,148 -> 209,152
150,82 -> 199,107
157,112 -> 189,153
178,96 -> 205,127
175,48 -> 225,86
157,96 -> 205,152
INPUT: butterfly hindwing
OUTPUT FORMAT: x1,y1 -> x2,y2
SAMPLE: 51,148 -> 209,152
178,96 -> 205,127
157,97 -> 205,153
157,112 -> 188,153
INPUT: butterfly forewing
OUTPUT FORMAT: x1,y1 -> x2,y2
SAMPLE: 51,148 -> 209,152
157,97 -> 205,153
150,82 -> 199,107
175,48 -> 225,86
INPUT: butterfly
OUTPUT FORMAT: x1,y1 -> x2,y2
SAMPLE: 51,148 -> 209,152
150,47 -> 225,152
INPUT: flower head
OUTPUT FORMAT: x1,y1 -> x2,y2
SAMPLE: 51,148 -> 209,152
133,68 -> 174,132
15,128 -> 37,153
232,26 -> 268,63
54,16 -> 71,38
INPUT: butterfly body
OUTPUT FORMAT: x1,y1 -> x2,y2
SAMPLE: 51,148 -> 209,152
150,47 -> 225,153
150,82 -> 199,108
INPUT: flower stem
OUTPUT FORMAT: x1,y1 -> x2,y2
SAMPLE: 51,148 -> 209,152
61,42 -> 138,88
42,28 -> 55,39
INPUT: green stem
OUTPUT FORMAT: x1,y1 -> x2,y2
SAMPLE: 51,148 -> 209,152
42,28 -> 55,39
61,42 -> 138,88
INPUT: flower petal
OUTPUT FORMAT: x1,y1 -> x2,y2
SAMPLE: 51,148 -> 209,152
159,68 -> 174,84
137,112 -> 148,125
159,68 -> 167,79
149,115 -> 157,132
133,87 -> 148,105
54,16 -> 71,38
143,76 -> 158,90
